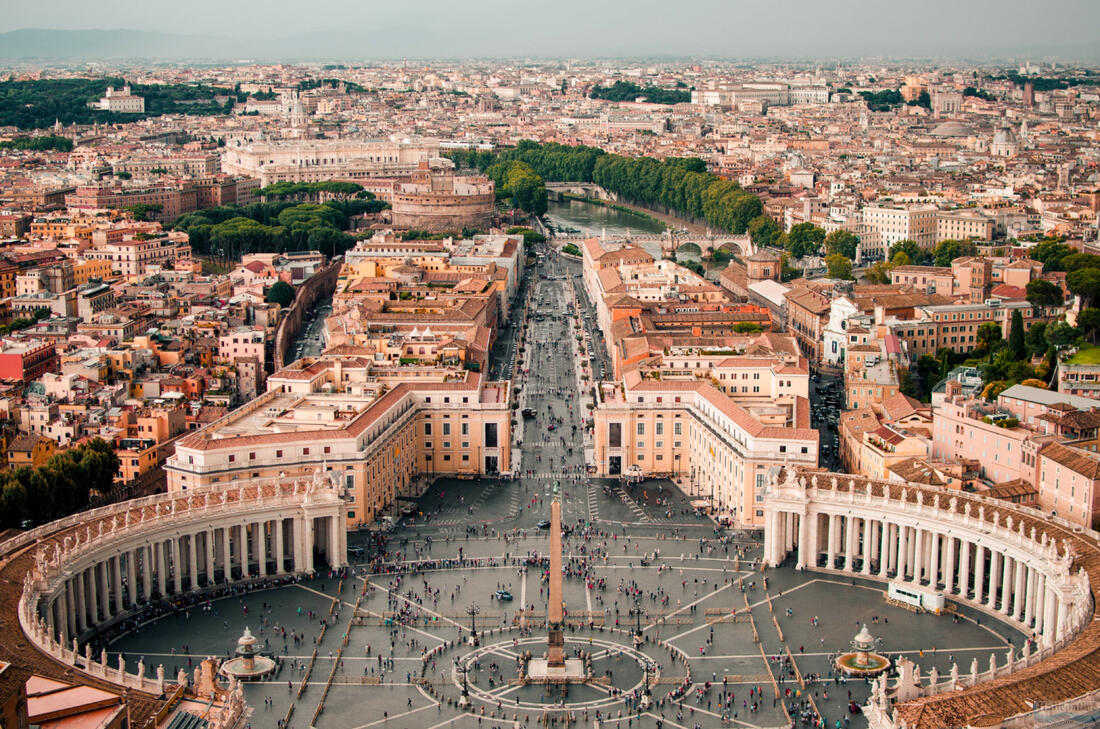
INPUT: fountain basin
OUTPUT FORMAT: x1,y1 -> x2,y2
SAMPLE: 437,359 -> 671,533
835,651 -> 890,676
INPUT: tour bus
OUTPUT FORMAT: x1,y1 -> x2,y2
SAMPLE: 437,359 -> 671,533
887,580 -> 946,614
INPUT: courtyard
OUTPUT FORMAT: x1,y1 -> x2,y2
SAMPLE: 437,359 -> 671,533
105,252 -> 1025,729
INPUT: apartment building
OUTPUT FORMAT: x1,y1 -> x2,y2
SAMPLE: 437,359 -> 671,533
165,356 -> 511,528
886,300 -> 1048,360
936,210 -> 995,242
592,373 -> 818,527
861,204 -> 938,249
1035,442 -> 1100,528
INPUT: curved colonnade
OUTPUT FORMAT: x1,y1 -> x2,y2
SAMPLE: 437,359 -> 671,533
1,476 -> 346,726
764,468 -> 1100,729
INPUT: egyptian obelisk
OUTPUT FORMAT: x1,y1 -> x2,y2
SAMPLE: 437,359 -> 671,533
547,499 -> 565,668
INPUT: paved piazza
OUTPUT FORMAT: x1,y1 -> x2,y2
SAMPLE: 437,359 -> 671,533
101,254 -> 1025,729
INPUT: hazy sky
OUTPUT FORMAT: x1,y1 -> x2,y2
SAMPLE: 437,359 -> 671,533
3,0 -> 1099,59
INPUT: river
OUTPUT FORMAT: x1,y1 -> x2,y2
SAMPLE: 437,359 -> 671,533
544,198 -> 726,274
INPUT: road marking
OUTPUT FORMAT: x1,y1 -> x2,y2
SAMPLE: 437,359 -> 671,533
349,700 -> 438,729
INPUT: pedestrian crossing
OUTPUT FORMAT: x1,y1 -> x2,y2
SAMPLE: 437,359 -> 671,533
614,485 -> 654,524
586,481 -> 600,521
507,488 -> 521,520
515,471 -> 588,479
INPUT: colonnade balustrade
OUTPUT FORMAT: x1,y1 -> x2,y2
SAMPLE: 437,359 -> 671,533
763,468 -> 1100,729
10,471 -> 347,697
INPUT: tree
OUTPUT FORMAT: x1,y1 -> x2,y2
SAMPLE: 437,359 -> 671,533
733,322 -> 764,334
1008,310 -> 1026,359
1029,238 -> 1073,272
748,215 -> 781,248
825,253 -> 854,280
786,223 -> 825,259
1025,279 -> 1064,308
124,203 -> 162,221
932,238 -> 978,267
266,280 -> 295,308
0,439 -> 118,529
888,240 -> 930,266
1062,253 -> 1100,273
1025,321 -> 1048,356
679,259 -> 705,276
506,226 -> 546,246
981,380 -> 1009,401
864,260 -> 894,284
1045,321 -> 1080,348
1078,307 -> 1100,344
824,230 -> 859,260
779,252 -> 802,282
976,322 -> 1002,353
1067,268 -> 1100,307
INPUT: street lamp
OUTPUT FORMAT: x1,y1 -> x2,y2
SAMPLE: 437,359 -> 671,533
630,597 -> 644,648
639,660 -> 654,710
454,656 -> 471,709
467,604 -> 481,646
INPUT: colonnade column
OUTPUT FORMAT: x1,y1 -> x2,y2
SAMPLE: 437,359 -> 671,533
98,561 -> 110,619
927,532 -> 940,589
1000,556 -> 1014,616
807,513 -> 819,569
171,536 -> 182,594
1024,567 -> 1038,626
878,523 -> 890,578
863,520 -> 876,576
63,580 -> 75,642
912,528 -> 924,584
241,524 -> 250,579
188,534 -> 199,590
1013,561 -> 1027,621
826,515 -> 837,569
1043,588 -> 1059,646
943,536 -> 956,593
127,548 -> 138,607
222,527 -> 232,582
766,511 -> 778,565
795,513 -> 807,569
205,530 -> 215,585
987,551 -> 1001,609
156,541 -> 167,596
85,566 -> 97,624
845,517 -> 857,572
973,545 -> 986,604
112,555 -> 124,614
56,589 -> 69,646
958,541 -> 971,598
258,522 -> 268,577
274,518 -> 285,574
304,517 -> 315,573
1033,573 -> 1046,633
896,526 -> 909,581
73,571 -> 86,634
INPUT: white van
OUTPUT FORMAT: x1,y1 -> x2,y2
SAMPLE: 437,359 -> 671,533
887,580 -> 946,614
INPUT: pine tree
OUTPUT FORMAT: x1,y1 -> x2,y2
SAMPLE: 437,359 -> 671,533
1009,310 -> 1026,359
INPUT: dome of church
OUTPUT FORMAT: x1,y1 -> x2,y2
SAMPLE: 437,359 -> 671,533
930,121 -> 974,137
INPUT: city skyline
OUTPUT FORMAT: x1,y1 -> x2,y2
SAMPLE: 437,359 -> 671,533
1,0 -> 1099,61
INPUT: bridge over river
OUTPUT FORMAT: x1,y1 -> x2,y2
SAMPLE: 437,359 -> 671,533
552,229 -> 754,260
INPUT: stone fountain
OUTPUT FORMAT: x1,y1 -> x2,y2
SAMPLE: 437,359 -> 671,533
219,627 -> 276,680
835,624 -> 890,677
